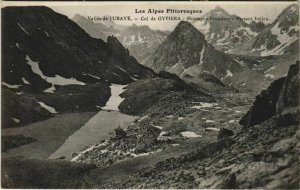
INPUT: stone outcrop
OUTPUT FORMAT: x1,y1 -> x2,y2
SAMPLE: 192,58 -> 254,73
240,61 -> 299,127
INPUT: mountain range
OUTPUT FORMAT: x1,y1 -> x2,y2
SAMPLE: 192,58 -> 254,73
72,14 -> 168,63
193,6 -> 267,54
250,4 -> 299,56
1,6 -> 158,128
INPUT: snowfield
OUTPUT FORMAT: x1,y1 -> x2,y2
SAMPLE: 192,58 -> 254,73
26,55 -> 86,93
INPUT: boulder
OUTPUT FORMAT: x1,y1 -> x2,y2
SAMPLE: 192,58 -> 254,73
218,128 -> 234,139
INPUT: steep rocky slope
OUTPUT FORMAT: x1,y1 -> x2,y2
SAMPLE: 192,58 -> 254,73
250,4 -> 299,57
1,6 -> 157,127
142,21 -> 244,90
2,6 -> 156,89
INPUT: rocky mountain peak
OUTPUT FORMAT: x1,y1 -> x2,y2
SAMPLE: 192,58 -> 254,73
107,35 -> 130,56
142,20 -> 241,87
213,5 -> 227,13
170,21 -> 205,43
275,4 -> 298,25
73,14 -> 85,20
284,4 -> 298,14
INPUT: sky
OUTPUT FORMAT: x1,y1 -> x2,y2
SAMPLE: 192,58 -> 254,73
2,1 -> 297,31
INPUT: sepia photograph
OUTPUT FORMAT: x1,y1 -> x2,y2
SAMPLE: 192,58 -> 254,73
1,1 -> 299,189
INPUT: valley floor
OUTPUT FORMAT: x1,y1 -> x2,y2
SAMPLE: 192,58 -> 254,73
1,91 -> 299,189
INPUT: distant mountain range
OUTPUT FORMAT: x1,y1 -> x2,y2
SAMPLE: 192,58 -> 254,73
72,4 -> 298,61
142,4 -> 299,91
192,6 -> 267,53
72,14 -> 168,63
1,5 -> 299,128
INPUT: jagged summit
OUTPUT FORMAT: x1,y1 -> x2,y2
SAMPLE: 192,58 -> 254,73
142,20 -> 240,89
251,3 -> 299,56
170,21 -> 205,42
176,21 -> 195,28
213,5 -> 226,12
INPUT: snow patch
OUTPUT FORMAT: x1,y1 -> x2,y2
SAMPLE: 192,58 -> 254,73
132,149 -> 162,157
239,26 -> 258,37
265,74 -> 275,79
205,127 -> 220,131
22,77 -> 30,84
180,131 -> 202,138
178,117 -> 184,120
193,21 -> 210,34
205,120 -> 215,123
199,45 -> 205,65
138,115 -> 149,122
225,70 -> 233,78
82,73 -> 101,80
2,82 -> 22,89
12,118 -> 20,123
38,102 -> 58,113
71,141 -> 109,162
44,31 -> 50,37
26,55 -> 86,86
152,125 -> 163,130
44,86 -> 56,93
166,115 -> 174,118
102,84 -> 127,111
190,102 -> 219,109
168,59 -> 185,76
17,23 -> 29,35
261,23 -> 298,56
116,65 -> 127,73
264,66 -> 276,74
229,120 -> 237,123
16,43 -> 22,50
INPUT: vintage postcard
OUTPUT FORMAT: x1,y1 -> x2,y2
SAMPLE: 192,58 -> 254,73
1,1 -> 299,189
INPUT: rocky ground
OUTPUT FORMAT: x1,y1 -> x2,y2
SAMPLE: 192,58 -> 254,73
101,112 -> 299,189
2,63 -> 298,188
70,85 -> 253,170
71,63 -> 299,189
